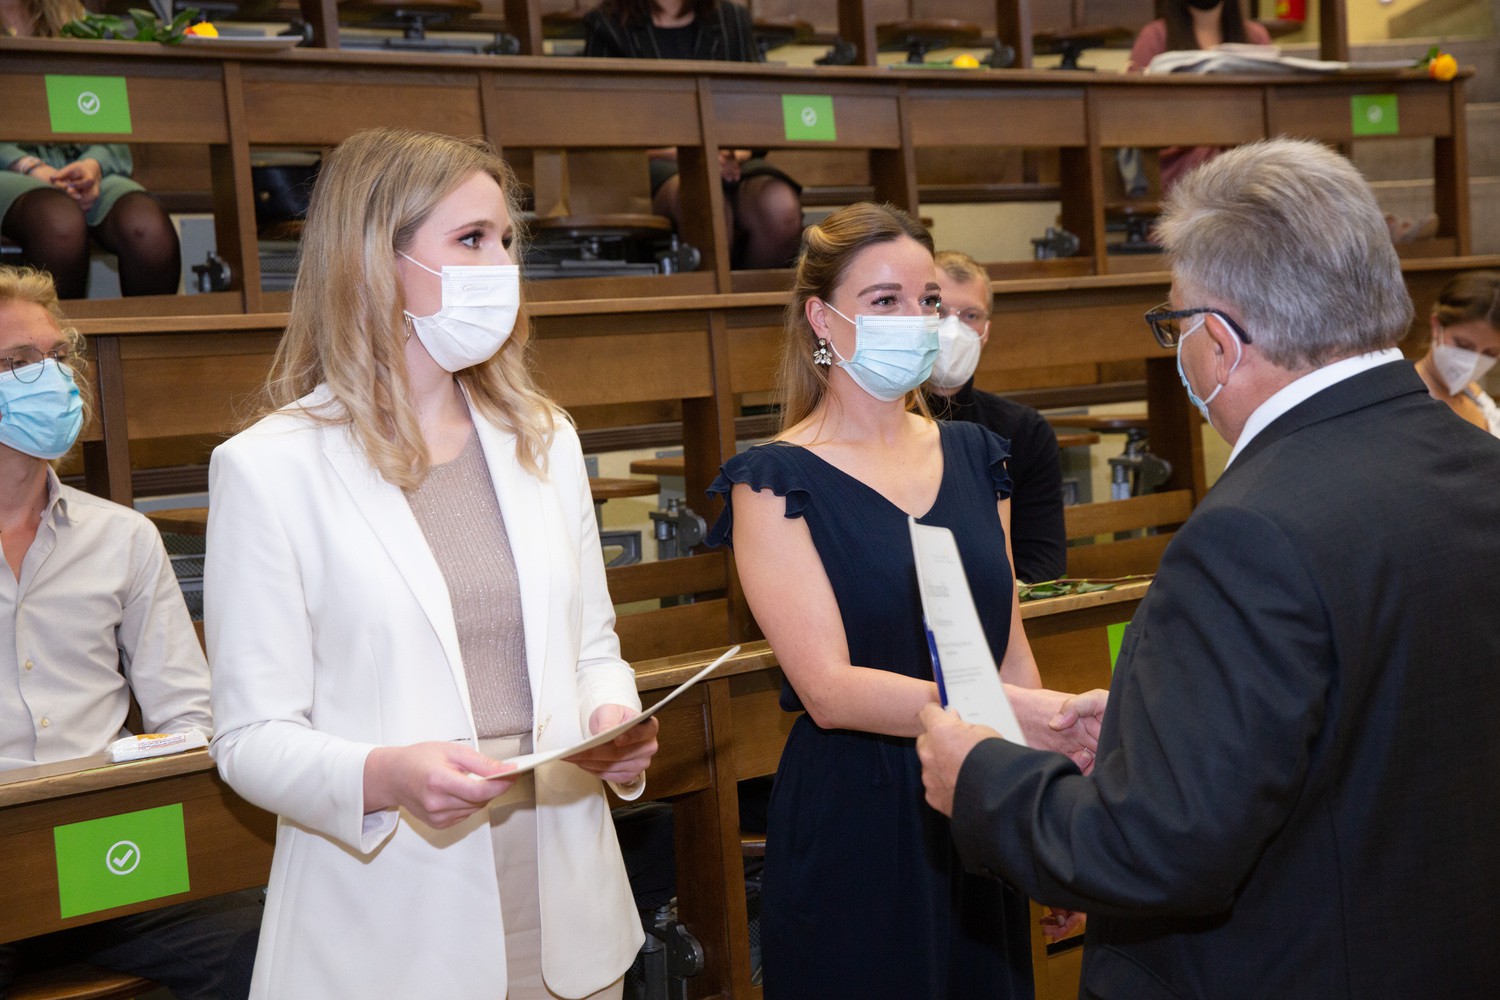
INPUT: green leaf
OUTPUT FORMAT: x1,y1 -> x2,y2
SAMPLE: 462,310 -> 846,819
165,8 -> 197,38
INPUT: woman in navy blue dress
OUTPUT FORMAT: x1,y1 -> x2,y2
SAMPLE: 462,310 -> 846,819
707,203 -> 1095,998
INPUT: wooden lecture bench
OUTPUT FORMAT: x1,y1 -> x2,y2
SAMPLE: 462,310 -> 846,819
143,477 -> 659,538
84,0 -> 1360,73
0,583 -> 1145,1000
1,39 -> 1483,551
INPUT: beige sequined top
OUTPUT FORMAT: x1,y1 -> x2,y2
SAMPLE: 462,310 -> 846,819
406,430 -> 533,739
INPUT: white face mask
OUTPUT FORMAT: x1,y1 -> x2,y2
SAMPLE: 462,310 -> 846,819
1432,334 -> 1498,395
399,252 -> 520,372
929,314 -> 984,390
823,304 -> 940,402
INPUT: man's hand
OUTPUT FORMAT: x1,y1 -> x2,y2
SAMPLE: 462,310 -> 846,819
916,704 -> 998,817
52,158 -> 102,210
566,704 -> 659,784
1040,906 -> 1086,943
1050,688 -> 1108,773
1008,685 -> 1105,774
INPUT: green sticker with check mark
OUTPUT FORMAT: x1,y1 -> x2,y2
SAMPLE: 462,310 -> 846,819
1107,622 -> 1129,673
54,803 -> 190,918
44,75 -> 133,134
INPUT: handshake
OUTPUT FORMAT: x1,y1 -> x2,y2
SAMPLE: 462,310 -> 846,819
916,685 -> 1107,944
916,684 -> 1108,816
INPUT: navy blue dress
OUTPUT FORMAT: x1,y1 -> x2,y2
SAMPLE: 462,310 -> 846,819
707,420 -> 1034,1000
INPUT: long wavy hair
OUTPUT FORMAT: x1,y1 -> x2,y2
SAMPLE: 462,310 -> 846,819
0,265 -> 94,428
778,202 -> 935,433
261,128 -> 555,487
1163,0 -> 1252,50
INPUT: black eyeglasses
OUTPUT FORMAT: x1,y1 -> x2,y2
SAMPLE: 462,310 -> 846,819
936,304 -> 990,327
1143,303 -> 1252,349
0,346 -> 70,383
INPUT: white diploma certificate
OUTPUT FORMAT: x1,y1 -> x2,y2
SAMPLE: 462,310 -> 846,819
909,518 -> 1027,745
474,644 -> 741,779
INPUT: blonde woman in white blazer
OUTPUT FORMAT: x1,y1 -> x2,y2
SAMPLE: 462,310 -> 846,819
206,128 -> 657,1000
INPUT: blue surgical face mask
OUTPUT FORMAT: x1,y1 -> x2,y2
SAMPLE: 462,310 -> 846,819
1175,315 -> 1241,424
823,303 -> 940,402
0,361 -> 84,460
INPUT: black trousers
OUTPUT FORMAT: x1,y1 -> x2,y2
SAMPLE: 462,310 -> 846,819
0,889 -> 262,1000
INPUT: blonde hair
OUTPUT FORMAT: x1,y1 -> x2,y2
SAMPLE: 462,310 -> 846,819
934,249 -> 989,292
0,265 -> 94,426
779,202 -> 935,432
262,128 -> 555,488
20,0 -> 87,36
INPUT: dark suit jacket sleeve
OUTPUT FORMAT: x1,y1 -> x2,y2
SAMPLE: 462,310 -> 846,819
1007,408 -> 1066,582
581,8 -> 626,57
950,504 -> 1333,916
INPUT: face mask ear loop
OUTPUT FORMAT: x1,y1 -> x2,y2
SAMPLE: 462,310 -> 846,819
397,251 -> 442,277
820,301 -> 854,363
1199,323 -> 1244,408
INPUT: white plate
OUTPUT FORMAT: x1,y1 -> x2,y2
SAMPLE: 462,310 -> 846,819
179,34 -> 300,52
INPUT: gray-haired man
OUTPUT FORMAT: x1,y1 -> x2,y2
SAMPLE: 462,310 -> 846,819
918,138 -> 1500,999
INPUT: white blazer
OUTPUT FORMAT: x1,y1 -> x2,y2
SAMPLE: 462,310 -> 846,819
206,387 -> 645,999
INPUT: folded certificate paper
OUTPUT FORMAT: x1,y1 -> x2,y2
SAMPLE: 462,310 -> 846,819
909,518 -> 1027,745
474,644 -> 741,780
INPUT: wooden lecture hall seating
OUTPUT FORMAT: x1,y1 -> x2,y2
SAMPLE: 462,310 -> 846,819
3,5 -> 1498,995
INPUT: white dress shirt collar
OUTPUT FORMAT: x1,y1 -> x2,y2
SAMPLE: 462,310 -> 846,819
1227,348 -> 1406,467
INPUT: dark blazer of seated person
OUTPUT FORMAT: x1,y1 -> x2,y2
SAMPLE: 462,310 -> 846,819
582,0 -> 756,60
0,267 -> 260,999
581,0 -> 804,270
925,251 -> 1065,583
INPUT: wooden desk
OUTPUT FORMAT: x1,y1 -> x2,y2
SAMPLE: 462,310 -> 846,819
0,751 -> 274,946
0,39 -> 1477,302
629,455 -> 686,477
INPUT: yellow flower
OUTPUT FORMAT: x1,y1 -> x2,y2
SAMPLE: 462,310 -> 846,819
951,54 -> 981,70
184,21 -> 218,37
1428,53 -> 1457,81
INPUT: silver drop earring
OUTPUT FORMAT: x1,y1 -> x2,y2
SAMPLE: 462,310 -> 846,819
813,338 -> 832,366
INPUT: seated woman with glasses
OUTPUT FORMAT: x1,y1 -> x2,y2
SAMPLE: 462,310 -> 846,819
922,250 -> 1065,584
0,265 -> 261,996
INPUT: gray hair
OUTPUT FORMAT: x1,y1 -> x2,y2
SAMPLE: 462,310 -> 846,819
1156,138 -> 1414,370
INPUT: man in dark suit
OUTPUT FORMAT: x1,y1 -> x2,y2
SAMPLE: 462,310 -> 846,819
916,138 -> 1500,999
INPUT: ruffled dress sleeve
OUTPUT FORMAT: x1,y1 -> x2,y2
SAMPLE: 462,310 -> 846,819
959,422 -> 1014,502
705,444 -> 811,548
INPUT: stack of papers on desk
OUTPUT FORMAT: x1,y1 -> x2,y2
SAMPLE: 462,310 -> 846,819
1146,44 -> 1408,76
